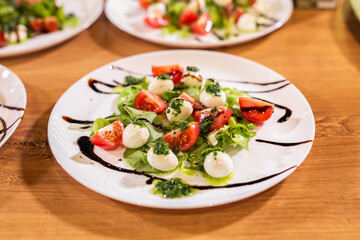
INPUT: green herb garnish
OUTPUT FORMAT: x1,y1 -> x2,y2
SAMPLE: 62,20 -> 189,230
157,74 -> 171,80
205,83 -> 222,96
153,140 -> 170,155
186,66 -> 199,72
201,147 -> 224,162
125,75 -> 146,86
154,178 -> 192,198
168,98 -> 184,116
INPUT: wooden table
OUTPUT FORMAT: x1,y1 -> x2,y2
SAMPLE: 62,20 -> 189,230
1,1 -> 360,239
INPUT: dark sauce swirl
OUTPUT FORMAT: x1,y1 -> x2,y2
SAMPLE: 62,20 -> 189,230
77,136 -> 298,191
255,139 -> 313,147
252,97 -> 292,123
0,104 -> 25,143
88,78 -> 118,94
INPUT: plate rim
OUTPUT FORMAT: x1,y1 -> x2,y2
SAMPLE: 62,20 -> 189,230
0,64 -> 27,148
105,0 -> 293,48
47,49 -> 315,209
0,0 -> 104,58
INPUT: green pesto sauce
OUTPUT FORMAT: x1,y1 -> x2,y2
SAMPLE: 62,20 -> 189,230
199,116 -> 214,136
186,66 -> 199,72
153,140 -> 170,155
152,178 -> 195,198
205,83 -> 221,96
178,121 -> 189,132
203,172 -> 233,186
157,74 -> 171,80
168,98 -> 184,116
133,119 -> 146,127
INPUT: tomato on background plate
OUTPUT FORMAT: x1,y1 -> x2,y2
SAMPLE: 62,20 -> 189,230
179,9 -> 198,25
90,120 -> 124,150
162,122 -> 199,152
238,97 -> 275,123
195,106 -> 232,131
190,13 -> 213,35
134,89 -> 167,114
144,15 -> 168,28
0,31 -> 6,47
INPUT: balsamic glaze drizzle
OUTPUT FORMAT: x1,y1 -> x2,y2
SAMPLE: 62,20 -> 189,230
255,139 -> 313,147
88,78 -> 118,94
0,104 -> 25,143
252,97 -> 292,123
110,65 -> 152,77
245,83 -> 291,93
77,136 -> 297,190
62,116 -> 94,124
77,136 -> 166,183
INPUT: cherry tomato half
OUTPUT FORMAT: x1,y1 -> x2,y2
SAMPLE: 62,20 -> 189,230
0,31 -> 6,48
179,92 -> 204,111
238,97 -> 275,123
90,120 -> 124,150
190,13 -> 213,35
162,122 -> 199,152
194,106 -> 232,131
179,8 -> 199,25
134,89 -> 167,114
144,15 -> 168,28
152,64 -> 184,84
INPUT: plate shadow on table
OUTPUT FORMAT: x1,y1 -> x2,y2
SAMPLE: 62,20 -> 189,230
19,105 -> 282,238
87,14 -> 269,57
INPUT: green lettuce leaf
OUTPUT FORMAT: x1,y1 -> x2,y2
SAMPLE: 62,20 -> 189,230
124,147 -> 160,174
90,118 -> 110,137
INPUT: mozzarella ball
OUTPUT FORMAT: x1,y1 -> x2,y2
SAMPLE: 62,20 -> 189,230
187,0 -> 205,12
182,71 -> 202,88
237,13 -> 257,32
148,78 -> 174,95
166,98 -> 193,123
199,90 -> 226,108
122,123 -> 149,149
17,25 -> 28,42
204,151 -> 233,178
147,147 -> 178,171
6,31 -> 17,43
147,2 -> 166,17
214,0 -> 232,7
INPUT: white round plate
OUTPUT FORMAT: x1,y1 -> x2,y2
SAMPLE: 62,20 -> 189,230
0,0 -> 103,58
48,50 -> 315,209
105,0 -> 293,48
0,65 -> 27,148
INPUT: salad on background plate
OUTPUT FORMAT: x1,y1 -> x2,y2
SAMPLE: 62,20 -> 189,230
48,50 -> 315,209
105,0 -> 293,48
0,0 -> 103,57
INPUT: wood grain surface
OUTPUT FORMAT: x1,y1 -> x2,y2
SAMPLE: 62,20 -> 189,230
1,1 -> 360,239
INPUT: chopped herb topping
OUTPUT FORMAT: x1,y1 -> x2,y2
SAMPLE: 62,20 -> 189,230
125,75 -> 146,86
205,83 -> 222,96
178,121 -> 189,132
210,107 -> 218,113
199,116 -> 214,136
168,98 -> 185,116
201,147 -> 223,162
186,66 -> 199,72
157,74 -> 171,80
154,178 -> 192,198
133,119 -> 146,128
153,140 -> 170,155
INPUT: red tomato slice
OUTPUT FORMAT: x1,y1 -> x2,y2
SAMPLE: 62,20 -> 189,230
0,31 -> 6,48
134,89 -> 167,114
179,8 -> 199,25
152,64 -> 184,84
144,15 -> 168,28
162,122 -> 199,152
190,13 -> 213,35
43,17 -> 58,33
251,0 -> 257,5
179,92 -> 204,111
152,64 -> 184,76
194,106 -> 232,131
140,0 -> 153,8
238,97 -> 275,123
29,18 -> 44,33
234,7 -> 245,22
90,120 -> 124,150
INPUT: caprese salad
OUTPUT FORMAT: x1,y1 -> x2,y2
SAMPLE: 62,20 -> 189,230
0,0 -> 78,48
87,64 -> 275,198
139,0 -> 277,39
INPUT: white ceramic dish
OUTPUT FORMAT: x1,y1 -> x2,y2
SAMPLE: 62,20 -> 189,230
105,0 -> 293,48
0,0 -> 103,58
0,65 -> 27,147
48,50 -> 315,209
